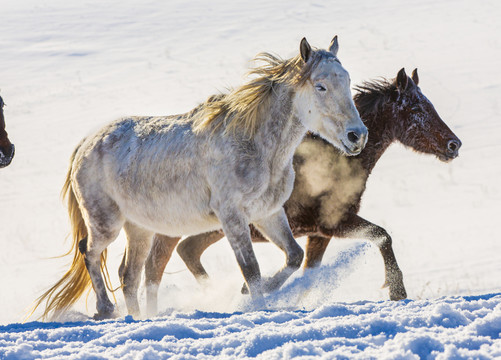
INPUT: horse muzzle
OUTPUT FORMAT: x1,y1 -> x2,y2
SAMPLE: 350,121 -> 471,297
0,144 -> 15,168
342,126 -> 368,156
438,139 -> 461,162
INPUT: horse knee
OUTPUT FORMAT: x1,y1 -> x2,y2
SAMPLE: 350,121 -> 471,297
372,227 -> 392,249
286,245 -> 304,270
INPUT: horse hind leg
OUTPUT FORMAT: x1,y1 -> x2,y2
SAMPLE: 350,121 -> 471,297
176,231 -> 225,282
81,201 -> 124,319
144,234 -> 180,317
304,236 -> 331,269
120,222 -> 154,318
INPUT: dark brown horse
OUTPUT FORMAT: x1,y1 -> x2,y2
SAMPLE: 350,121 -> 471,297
0,96 -> 15,168
132,68 -> 461,314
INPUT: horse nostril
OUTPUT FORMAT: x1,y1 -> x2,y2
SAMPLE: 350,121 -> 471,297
447,139 -> 461,153
347,131 -> 359,144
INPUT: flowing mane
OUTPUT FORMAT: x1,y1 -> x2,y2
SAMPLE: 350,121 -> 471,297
192,50 -> 333,137
353,78 -> 397,118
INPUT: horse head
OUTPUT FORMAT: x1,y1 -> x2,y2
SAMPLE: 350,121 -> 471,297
390,68 -> 461,162
294,37 -> 368,156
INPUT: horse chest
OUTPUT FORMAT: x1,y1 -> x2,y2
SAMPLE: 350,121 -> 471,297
245,164 -> 295,219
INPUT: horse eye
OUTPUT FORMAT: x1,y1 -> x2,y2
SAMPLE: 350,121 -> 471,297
315,84 -> 327,92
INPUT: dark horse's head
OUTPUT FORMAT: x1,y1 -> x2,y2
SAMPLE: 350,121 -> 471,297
388,68 -> 461,162
0,96 -> 15,168
355,68 -> 462,162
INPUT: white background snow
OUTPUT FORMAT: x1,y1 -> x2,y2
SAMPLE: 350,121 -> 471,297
0,0 -> 500,358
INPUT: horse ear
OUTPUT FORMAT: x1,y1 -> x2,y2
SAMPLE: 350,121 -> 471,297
396,68 -> 408,91
411,68 -> 419,86
329,35 -> 339,56
300,37 -> 312,63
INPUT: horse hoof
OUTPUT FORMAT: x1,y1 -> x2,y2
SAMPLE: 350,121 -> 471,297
241,283 -> 249,295
389,288 -> 407,301
93,308 -> 117,320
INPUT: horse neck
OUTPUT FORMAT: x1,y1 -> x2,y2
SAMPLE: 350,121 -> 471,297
253,85 -> 306,177
356,105 -> 396,174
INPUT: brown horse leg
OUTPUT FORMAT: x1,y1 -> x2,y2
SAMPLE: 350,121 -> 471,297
321,214 -> 407,300
304,236 -> 331,268
176,231 -> 225,281
143,234 -> 180,317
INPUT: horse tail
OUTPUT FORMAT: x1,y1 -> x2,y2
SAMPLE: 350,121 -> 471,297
29,143 -> 98,321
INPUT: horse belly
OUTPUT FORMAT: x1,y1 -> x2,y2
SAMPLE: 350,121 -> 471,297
113,180 -> 221,237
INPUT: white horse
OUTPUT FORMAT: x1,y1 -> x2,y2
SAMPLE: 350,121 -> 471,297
35,37 -> 367,320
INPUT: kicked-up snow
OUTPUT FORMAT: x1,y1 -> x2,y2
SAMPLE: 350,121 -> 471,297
0,0 -> 500,358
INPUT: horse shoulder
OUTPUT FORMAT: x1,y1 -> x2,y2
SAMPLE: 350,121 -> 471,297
207,141 -> 267,212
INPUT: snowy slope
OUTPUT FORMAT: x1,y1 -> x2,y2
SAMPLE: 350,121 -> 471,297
0,0 -> 500,358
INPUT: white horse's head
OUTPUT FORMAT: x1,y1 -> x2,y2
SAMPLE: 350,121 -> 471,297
294,37 -> 367,155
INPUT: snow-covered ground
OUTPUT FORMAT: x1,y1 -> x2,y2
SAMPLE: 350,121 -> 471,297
2,294 -> 501,359
1,0 -> 500,358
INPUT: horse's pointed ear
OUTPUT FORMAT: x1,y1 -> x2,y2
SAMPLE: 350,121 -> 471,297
300,37 -> 312,63
329,35 -> 339,56
411,68 -> 419,86
396,68 -> 408,91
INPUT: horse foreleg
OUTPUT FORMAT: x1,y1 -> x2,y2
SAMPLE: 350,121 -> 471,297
304,236 -> 331,268
144,234 -> 180,317
252,208 -> 304,293
333,214 -> 407,300
121,222 -> 154,318
217,208 -> 263,299
177,231 -> 225,281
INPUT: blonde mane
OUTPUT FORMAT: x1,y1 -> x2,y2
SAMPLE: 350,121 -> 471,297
192,52 -> 324,137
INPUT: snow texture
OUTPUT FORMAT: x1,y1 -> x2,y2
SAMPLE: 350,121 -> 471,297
2,294 -> 501,359
0,0 -> 500,358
